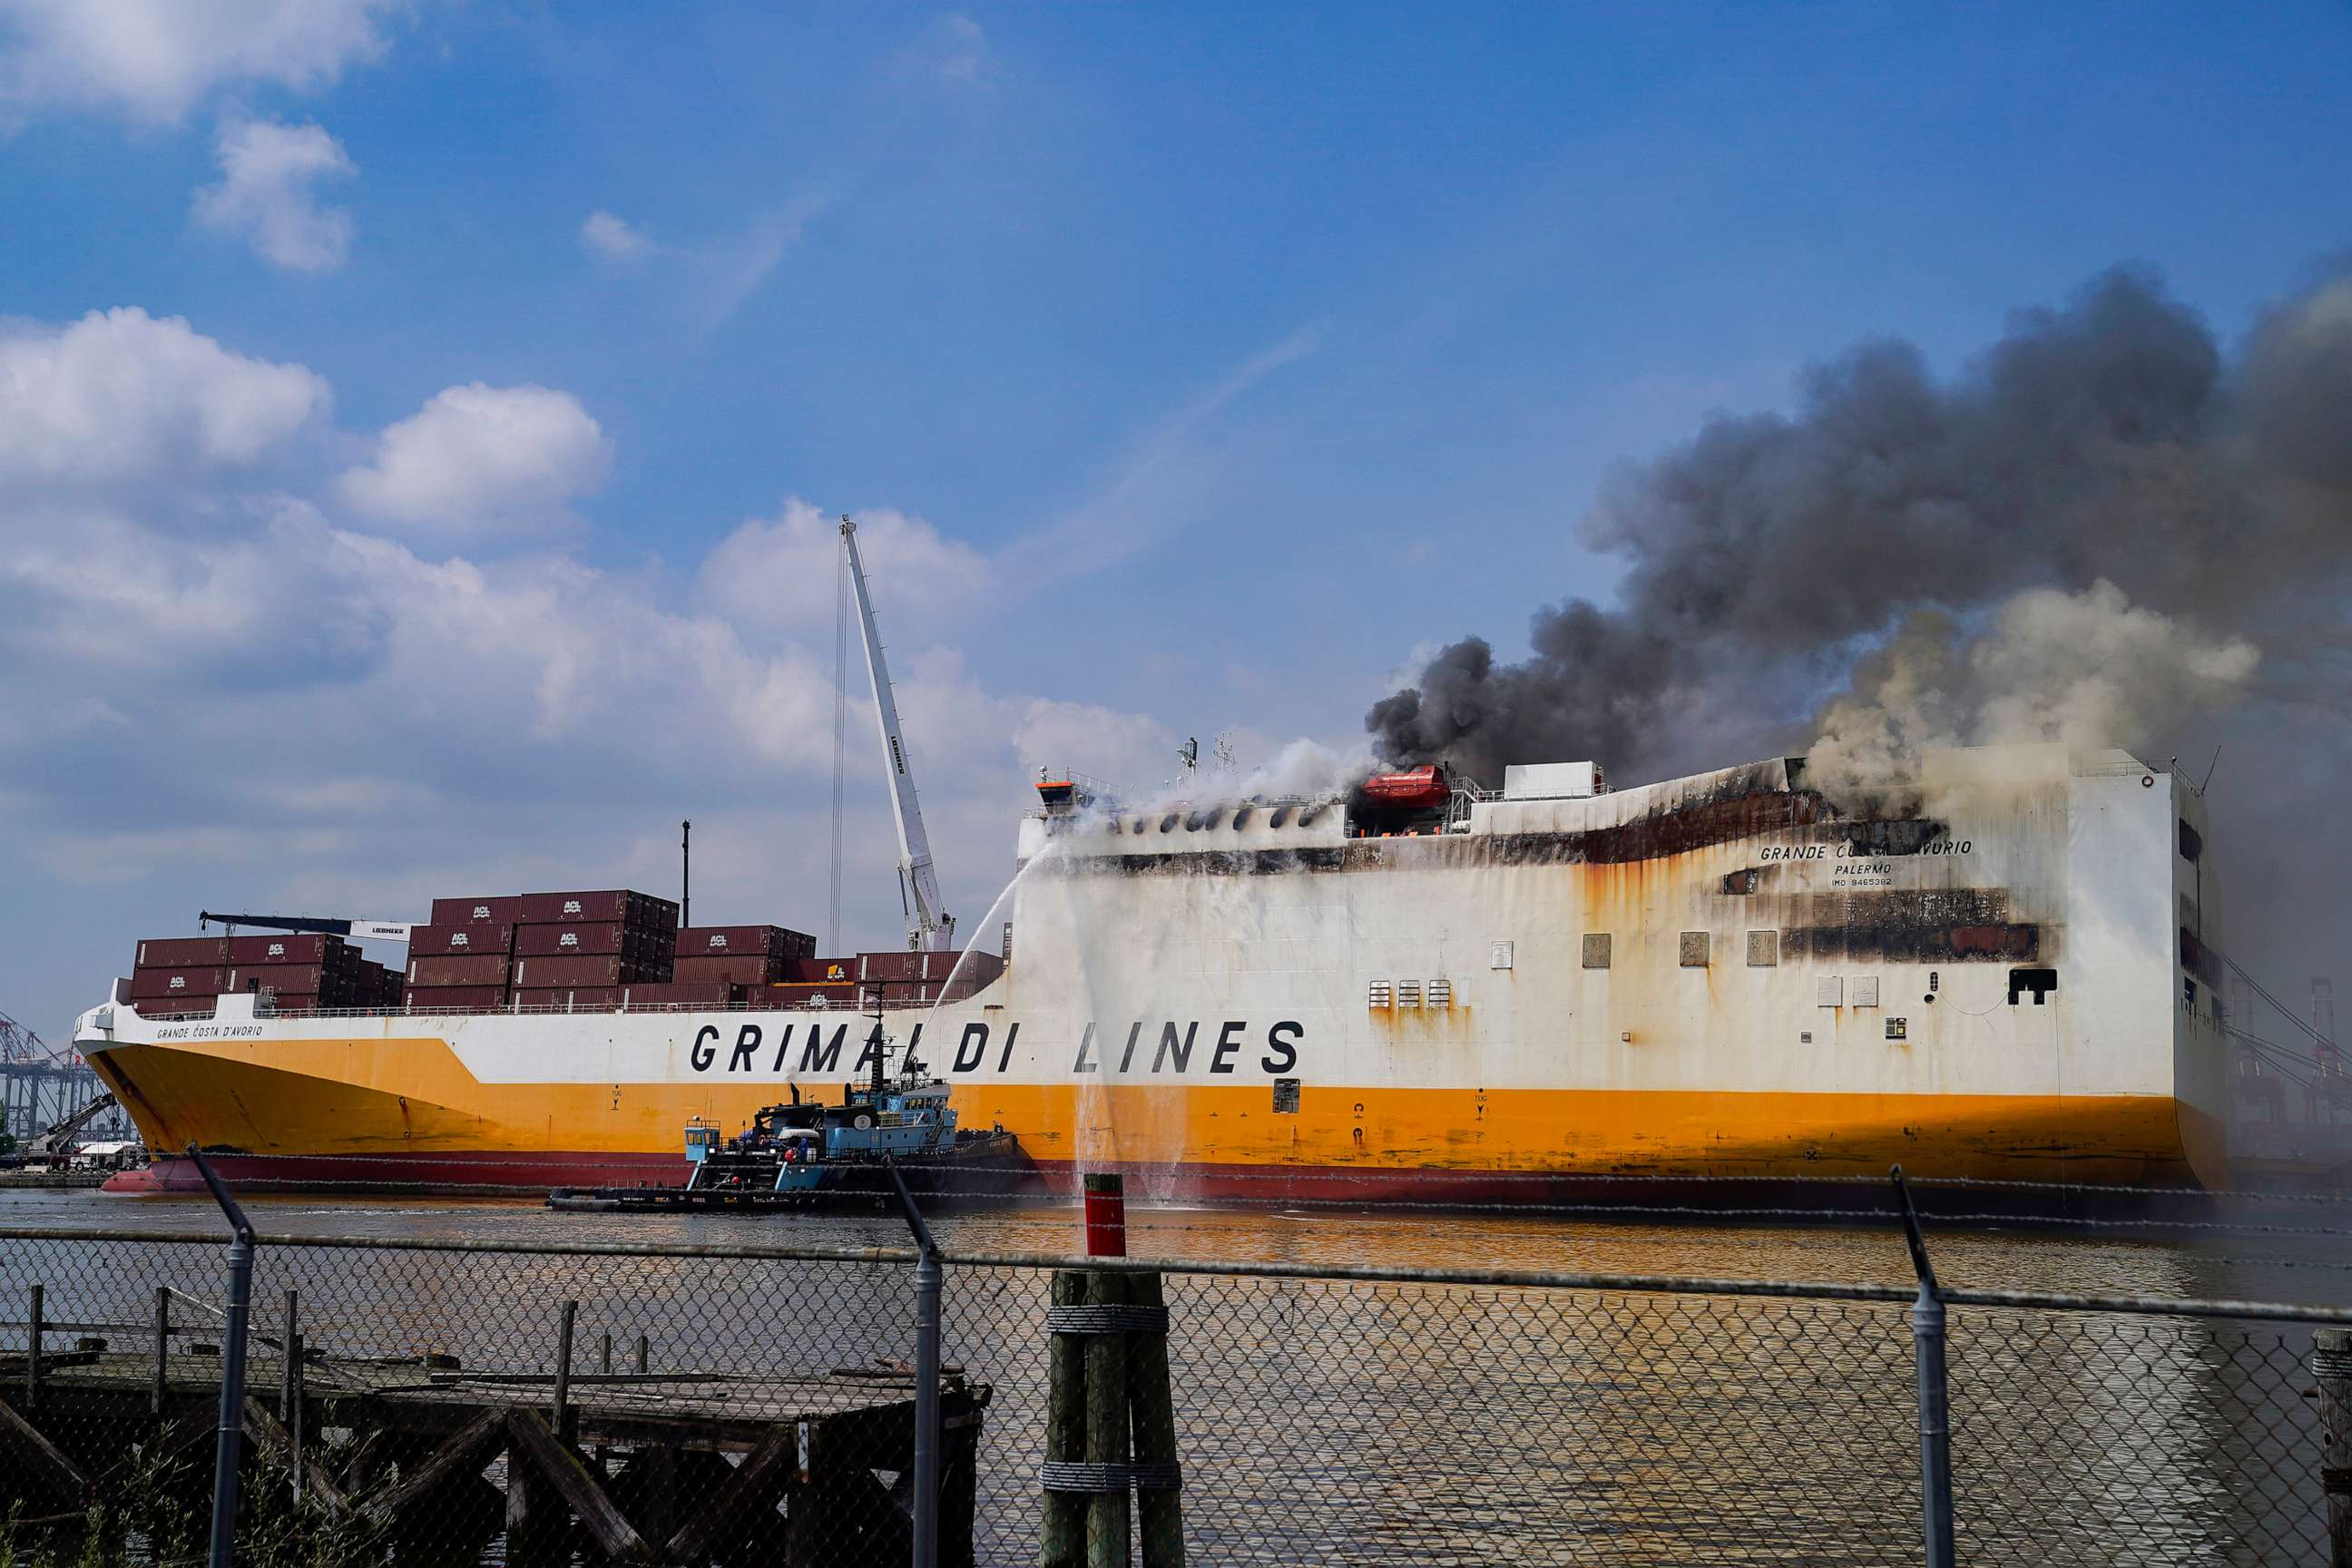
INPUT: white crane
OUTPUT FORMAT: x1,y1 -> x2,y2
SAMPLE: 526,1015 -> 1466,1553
840,515 -> 955,953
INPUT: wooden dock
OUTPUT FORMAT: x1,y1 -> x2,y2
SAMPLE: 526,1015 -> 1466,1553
0,1329 -> 990,1565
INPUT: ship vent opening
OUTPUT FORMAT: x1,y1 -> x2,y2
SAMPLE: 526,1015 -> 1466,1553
1747,930 -> 1779,966
2008,967 -> 2059,1005
1272,1078 -> 1301,1114
1396,980 -> 1422,1009
1679,932 -> 1710,968
1582,934 -> 1612,970
1426,978 -> 1452,1007
1367,980 -> 1393,1008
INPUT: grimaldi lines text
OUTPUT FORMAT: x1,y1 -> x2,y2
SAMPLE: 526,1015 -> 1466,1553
74,742 -> 2228,1200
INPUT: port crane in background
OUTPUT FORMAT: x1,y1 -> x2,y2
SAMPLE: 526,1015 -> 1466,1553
199,911 -> 415,943
0,1009 -> 126,1148
840,514 -> 956,954
20,1092 -> 119,1166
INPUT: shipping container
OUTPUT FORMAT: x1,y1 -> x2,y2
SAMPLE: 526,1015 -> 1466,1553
225,964 -> 326,995
856,950 -> 923,984
621,981 -> 746,1007
514,889 -> 679,927
428,896 -> 524,926
400,985 -> 505,1010
513,986 -> 622,1010
407,923 -> 514,956
511,953 -> 626,988
676,925 -> 817,961
134,936 -> 230,968
407,954 -> 512,988
671,953 -> 784,985
129,967 -> 224,1000
227,934 -> 344,965
781,956 -> 856,984
515,921 -> 633,957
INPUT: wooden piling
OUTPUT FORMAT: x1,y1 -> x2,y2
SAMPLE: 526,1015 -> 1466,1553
2316,1327 -> 2352,1567
289,1330 -> 305,1500
24,1284 -> 40,1411
1083,1269 -> 1132,1568
552,1300 -> 578,1445
151,1287 -> 169,1418
1041,1269 -> 1089,1567
1129,1271 -> 1182,1568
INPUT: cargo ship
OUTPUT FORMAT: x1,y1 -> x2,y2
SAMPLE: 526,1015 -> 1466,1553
74,739 -> 2226,1200
70,520 -> 2230,1202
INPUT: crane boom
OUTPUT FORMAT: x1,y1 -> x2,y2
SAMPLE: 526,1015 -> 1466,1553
840,515 -> 954,953
200,911 -> 415,944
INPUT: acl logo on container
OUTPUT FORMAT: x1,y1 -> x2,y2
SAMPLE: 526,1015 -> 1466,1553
560,933 -> 580,948
450,932 -> 472,948
708,935 -> 729,949
471,906 -> 491,920
563,900 -> 583,916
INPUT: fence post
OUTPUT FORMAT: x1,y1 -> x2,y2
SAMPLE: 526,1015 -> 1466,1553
2312,1327 -> 2352,1565
24,1283 -> 41,1411
552,1300 -> 578,1446
152,1286 -> 171,1418
1893,1166 -> 1955,1568
886,1156 -> 943,1568
189,1144 -> 258,1568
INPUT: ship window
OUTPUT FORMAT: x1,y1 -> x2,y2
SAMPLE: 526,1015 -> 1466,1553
1490,942 -> 1514,970
1746,930 -> 1779,967
1272,1078 -> 1301,1114
1679,931 -> 1710,968
2179,818 -> 2203,863
2183,976 -> 2198,1010
1582,934 -> 1612,970
1886,1017 -> 1908,1041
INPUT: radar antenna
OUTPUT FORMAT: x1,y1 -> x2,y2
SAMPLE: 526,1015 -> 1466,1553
840,515 -> 955,953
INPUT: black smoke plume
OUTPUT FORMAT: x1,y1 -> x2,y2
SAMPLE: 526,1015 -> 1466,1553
1367,262 -> 2352,985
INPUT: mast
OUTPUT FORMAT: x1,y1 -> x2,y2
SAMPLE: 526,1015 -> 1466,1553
840,515 -> 955,953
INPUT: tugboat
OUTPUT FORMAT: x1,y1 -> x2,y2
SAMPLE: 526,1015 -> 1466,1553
549,1029 -> 1032,1211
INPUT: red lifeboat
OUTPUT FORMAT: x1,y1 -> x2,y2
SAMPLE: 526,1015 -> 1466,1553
1358,764 -> 1451,810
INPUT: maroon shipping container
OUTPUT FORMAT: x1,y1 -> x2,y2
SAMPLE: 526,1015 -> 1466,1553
136,995 -> 217,1015
514,889 -> 680,926
407,923 -> 514,956
622,981 -> 745,1007
676,925 -> 817,961
130,967 -> 224,1000
226,964 -> 326,995
514,922 -> 676,959
429,896 -> 524,926
135,936 -> 230,968
227,934 -> 345,965
511,953 -> 625,988
407,954 -> 512,987
856,950 -> 923,984
779,957 -> 855,984
402,985 -> 505,1010
514,986 -> 622,1010
671,954 -> 782,985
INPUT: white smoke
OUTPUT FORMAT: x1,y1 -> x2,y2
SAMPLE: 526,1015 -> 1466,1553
1805,580 -> 2259,799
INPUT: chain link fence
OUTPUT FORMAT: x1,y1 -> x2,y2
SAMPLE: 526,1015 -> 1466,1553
0,1222 -> 2339,1565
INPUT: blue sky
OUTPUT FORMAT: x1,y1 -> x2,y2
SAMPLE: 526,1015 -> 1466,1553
3,2 -> 2349,1041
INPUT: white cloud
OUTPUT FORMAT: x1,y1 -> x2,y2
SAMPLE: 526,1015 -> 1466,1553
0,307 -> 328,484
338,383 -> 612,534
700,497 -> 995,637
192,116 -> 357,272
0,0 -> 395,124
580,210 -> 654,261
